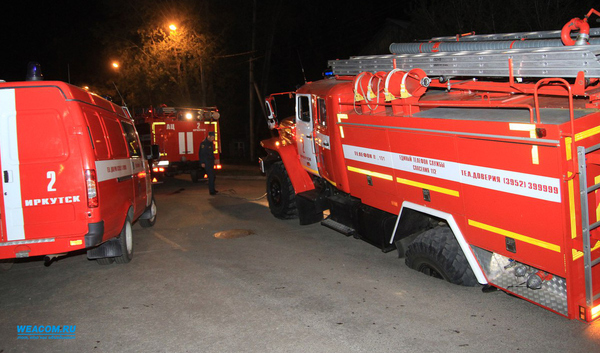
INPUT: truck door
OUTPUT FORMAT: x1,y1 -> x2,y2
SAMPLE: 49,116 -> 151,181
296,94 -> 319,175
0,89 -> 24,242
314,97 -> 334,182
121,122 -> 148,219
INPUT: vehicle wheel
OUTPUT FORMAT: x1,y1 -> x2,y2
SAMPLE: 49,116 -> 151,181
405,226 -> 478,286
139,197 -> 157,228
191,169 -> 199,183
96,257 -> 114,265
114,217 -> 134,264
266,162 -> 297,219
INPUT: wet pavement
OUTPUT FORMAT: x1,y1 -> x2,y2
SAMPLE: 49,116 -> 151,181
1,169 -> 600,352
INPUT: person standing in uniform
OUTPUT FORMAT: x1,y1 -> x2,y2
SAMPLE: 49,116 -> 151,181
199,131 -> 218,195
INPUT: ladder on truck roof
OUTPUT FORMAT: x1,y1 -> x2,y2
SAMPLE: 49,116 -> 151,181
429,28 -> 600,42
578,145 -> 600,314
329,45 -> 600,79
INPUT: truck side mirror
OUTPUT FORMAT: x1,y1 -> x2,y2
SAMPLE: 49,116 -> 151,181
265,99 -> 278,129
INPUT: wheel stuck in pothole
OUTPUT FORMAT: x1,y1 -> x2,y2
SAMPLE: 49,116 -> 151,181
213,229 -> 255,239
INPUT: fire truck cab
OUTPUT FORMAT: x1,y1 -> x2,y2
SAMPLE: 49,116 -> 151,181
0,65 -> 157,265
261,10 -> 600,321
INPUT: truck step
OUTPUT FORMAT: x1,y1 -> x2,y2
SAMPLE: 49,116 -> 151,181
321,217 -> 356,237
297,189 -> 326,225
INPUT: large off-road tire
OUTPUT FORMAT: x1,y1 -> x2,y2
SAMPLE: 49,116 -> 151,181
139,197 -> 157,228
114,217 -> 134,264
405,226 -> 478,286
266,162 -> 297,219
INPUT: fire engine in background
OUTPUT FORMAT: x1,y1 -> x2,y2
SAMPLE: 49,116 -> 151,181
0,63 -> 157,265
260,9 -> 600,321
135,106 -> 222,183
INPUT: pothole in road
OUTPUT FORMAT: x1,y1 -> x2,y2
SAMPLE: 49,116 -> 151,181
213,229 -> 255,239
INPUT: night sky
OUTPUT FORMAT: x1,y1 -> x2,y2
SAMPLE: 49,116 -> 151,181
3,1 -> 598,84
2,0 -> 598,158
1,1 -> 104,83
0,1 -> 404,84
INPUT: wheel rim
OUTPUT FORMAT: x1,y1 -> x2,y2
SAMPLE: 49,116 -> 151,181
125,221 -> 133,254
417,263 -> 445,280
149,200 -> 157,222
269,178 -> 282,205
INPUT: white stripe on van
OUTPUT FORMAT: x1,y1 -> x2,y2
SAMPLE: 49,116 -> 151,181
0,89 -> 25,241
95,158 -> 145,182
96,159 -> 133,182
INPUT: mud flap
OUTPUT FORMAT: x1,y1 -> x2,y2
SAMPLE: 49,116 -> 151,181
87,238 -> 122,259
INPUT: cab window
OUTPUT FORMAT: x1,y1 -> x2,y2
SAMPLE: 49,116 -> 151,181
298,96 -> 311,122
317,98 -> 327,127
121,122 -> 142,157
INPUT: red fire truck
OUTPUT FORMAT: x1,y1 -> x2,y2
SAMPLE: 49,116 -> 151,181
135,106 -> 222,183
260,9 -> 600,321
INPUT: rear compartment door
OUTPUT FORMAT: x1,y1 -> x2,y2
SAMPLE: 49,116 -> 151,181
177,130 -> 195,156
0,89 -> 24,242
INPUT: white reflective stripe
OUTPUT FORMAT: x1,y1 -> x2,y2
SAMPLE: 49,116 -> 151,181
0,238 -> 55,247
95,159 -> 133,182
178,132 -> 185,154
95,158 -> 145,182
131,158 -> 145,174
343,144 -> 561,203
0,89 -> 25,241
186,132 -> 193,154
343,145 -> 394,168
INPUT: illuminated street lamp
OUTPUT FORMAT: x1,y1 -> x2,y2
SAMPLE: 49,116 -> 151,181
169,24 -> 177,31
112,62 -> 119,69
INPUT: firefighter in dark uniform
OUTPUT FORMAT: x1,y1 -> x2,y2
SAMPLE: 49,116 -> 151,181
199,131 -> 217,195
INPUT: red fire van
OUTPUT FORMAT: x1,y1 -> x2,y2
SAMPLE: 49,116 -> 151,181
0,66 -> 157,265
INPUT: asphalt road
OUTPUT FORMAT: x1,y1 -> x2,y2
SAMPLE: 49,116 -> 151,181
1,172 -> 600,352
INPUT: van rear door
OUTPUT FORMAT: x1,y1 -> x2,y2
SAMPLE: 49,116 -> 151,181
0,86 -> 87,245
